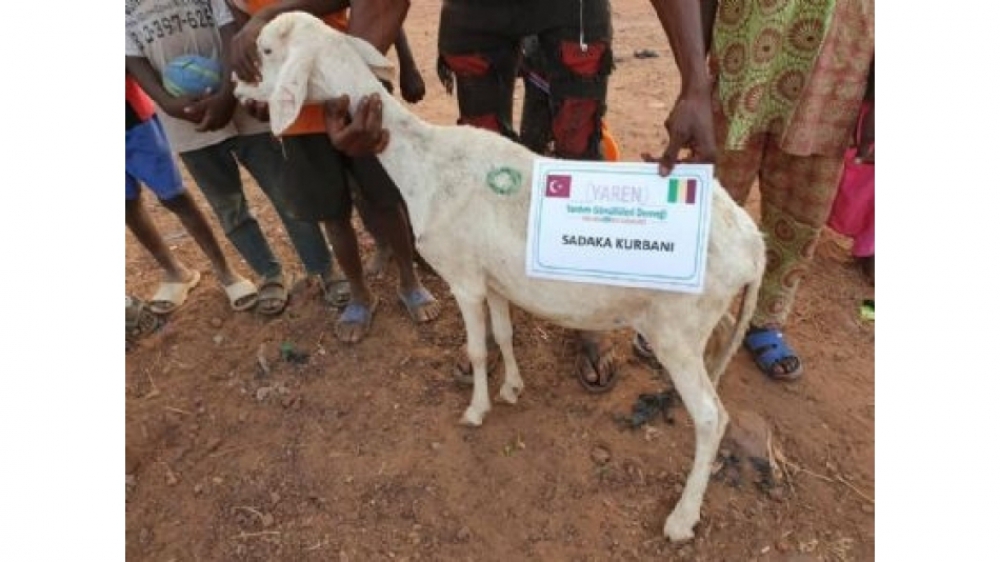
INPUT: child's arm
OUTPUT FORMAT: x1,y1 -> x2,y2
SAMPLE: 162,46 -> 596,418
125,56 -> 205,125
182,20 -> 241,132
395,27 -> 425,104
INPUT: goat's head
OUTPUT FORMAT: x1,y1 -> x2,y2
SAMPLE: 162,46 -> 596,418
232,11 -> 396,135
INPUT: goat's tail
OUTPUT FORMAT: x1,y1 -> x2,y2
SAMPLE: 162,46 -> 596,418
707,272 -> 762,386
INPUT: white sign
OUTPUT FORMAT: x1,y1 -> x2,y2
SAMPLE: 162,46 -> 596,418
525,160 -> 714,293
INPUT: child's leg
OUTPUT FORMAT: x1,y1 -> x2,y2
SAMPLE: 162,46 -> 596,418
179,138 -> 286,313
159,191 -> 241,287
349,156 -> 441,324
125,190 -> 194,284
233,133 -> 335,278
281,133 -> 378,342
178,139 -> 283,281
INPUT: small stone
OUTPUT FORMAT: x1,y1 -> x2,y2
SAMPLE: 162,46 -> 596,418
861,504 -> 874,514
591,446 -> 611,465
165,470 -> 179,486
205,437 -> 223,453
456,526 -> 471,542
238,412 -> 248,422
261,513 -> 275,528
212,476 -> 223,485
213,334 -> 224,345
430,442 -> 442,451
193,484 -> 203,495
270,491 -> 281,505
281,395 -> 298,409
210,317 -> 222,328
256,386 -> 272,401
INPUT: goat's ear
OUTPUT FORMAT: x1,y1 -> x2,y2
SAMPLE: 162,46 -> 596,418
267,46 -> 316,135
345,35 -> 397,85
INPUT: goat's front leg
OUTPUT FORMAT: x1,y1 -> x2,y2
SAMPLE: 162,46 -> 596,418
486,290 -> 522,404
453,292 -> 491,426
645,332 -> 729,542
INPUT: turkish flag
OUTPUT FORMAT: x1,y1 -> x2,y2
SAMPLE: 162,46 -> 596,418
545,174 -> 572,198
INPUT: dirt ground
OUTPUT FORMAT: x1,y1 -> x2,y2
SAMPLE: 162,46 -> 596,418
125,2 -> 875,560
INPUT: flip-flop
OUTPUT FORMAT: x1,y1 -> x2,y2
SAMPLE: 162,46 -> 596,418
743,327 -> 803,381
320,272 -> 351,309
397,286 -> 440,323
256,273 -> 289,315
148,270 -> 202,315
126,295 -> 164,347
223,276 -> 259,312
336,296 -> 380,343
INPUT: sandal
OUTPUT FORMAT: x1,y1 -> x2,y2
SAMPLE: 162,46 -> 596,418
126,296 -> 163,349
320,271 -> 351,309
743,327 -> 803,381
335,296 -> 380,343
576,334 -> 619,394
223,276 -> 259,312
149,270 -> 201,314
397,286 -> 441,324
256,274 -> 289,316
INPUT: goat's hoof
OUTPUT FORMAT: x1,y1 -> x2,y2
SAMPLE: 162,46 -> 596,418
460,407 -> 486,427
663,513 -> 697,543
497,382 -> 523,405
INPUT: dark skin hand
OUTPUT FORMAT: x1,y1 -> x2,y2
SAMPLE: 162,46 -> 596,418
185,25 -> 240,131
641,0 -> 716,176
126,56 -> 206,125
126,24 -> 240,131
323,94 -> 390,157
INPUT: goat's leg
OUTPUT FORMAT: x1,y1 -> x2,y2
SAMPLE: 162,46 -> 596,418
646,332 -> 729,542
486,290 -> 522,404
453,293 -> 491,426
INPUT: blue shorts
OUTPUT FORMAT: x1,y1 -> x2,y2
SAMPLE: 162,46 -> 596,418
125,115 -> 185,201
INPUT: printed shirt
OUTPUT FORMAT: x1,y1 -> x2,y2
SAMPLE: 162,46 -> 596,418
230,0 -> 350,136
710,0 -> 875,157
126,0 -> 270,153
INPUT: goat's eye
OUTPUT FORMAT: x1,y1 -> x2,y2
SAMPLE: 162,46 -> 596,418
262,48 -> 272,55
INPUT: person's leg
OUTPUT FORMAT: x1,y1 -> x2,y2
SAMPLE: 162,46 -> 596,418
747,142 -> 844,380
235,133 -> 334,278
179,139 -> 286,313
125,190 -> 194,285
322,217 -> 379,342
281,133 -> 378,342
348,156 -> 441,324
537,6 -> 620,391
438,0 -> 521,138
518,36 -> 555,155
125,116 -> 227,312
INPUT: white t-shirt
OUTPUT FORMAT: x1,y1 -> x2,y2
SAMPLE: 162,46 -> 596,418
126,0 -> 270,153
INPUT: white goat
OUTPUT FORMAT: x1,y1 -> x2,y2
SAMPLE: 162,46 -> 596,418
234,12 -> 766,543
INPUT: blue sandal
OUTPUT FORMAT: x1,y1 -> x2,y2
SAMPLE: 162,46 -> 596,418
743,327 -> 803,381
336,296 -> 379,344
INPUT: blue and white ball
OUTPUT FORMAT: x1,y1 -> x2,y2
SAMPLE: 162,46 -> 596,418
162,55 -> 223,97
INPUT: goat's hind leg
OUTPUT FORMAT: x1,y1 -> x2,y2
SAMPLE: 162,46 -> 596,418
486,290 -> 523,404
453,292 -> 492,426
646,331 -> 729,542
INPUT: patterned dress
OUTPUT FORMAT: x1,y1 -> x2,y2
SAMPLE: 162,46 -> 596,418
709,0 -> 874,328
